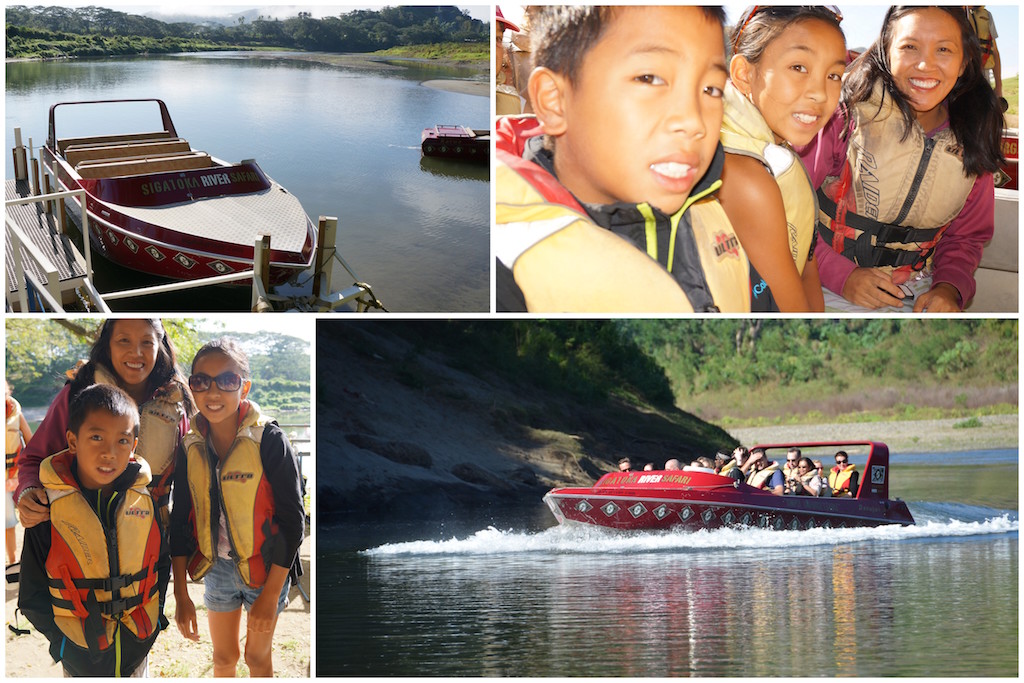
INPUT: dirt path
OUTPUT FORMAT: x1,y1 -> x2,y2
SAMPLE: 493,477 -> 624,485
5,526 -> 310,678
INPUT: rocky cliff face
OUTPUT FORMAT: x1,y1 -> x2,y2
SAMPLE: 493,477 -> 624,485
316,322 -> 738,521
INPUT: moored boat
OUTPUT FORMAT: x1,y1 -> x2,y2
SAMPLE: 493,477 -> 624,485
421,125 -> 489,162
997,128 -> 1018,190
41,99 -> 316,285
544,441 -> 915,531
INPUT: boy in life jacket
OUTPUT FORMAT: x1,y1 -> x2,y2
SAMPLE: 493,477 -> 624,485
170,338 -> 304,677
18,384 -> 166,677
495,6 -> 751,313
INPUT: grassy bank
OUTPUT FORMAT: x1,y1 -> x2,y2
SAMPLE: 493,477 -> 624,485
373,41 -> 487,62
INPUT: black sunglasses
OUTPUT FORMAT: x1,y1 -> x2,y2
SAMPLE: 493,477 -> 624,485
189,371 -> 243,393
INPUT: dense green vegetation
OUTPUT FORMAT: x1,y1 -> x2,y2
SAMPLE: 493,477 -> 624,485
398,320 -> 1017,427
5,319 -> 309,420
5,5 -> 487,60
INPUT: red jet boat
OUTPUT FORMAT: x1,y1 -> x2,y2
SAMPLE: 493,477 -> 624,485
421,125 -> 489,163
41,99 -> 316,285
545,441 -> 915,531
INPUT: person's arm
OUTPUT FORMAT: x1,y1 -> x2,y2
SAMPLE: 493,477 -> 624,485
247,563 -> 289,634
18,522 -> 64,660
915,173 -> 995,312
18,413 -> 32,445
167,442 -> 195,560
16,386 -> 73,527
171,555 -> 199,641
261,424 -> 305,569
769,471 -> 785,496
990,27 -> 1002,98
719,153 -> 810,312
800,248 -> 825,312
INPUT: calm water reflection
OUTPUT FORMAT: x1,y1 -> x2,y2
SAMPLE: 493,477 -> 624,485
6,53 -> 489,312
319,459 -> 1018,677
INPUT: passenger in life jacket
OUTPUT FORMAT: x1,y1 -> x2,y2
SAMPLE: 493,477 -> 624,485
828,450 -> 860,497
16,319 -> 194,531
966,6 -> 1004,107
789,457 -> 830,497
718,446 -> 751,483
746,448 -> 785,495
782,447 -> 802,488
170,338 -> 304,678
18,384 -> 167,677
798,7 -> 1005,312
495,6 -> 751,313
6,380 -> 33,566
718,6 -> 848,312
495,7 -> 524,115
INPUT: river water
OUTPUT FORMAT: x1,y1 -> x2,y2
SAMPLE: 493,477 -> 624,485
318,452 -> 1018,676
5,52 -> 489,312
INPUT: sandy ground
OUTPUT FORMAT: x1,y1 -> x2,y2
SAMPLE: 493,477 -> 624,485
420,79 -> 488,97
5,527 -> 310,678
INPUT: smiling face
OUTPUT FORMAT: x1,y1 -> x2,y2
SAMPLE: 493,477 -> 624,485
887,8 -> 966,131
67,409 -> 137,492
738,18 -> 846,146
107,320 -> 160,398
191,351 -> 251,430
549,7 -> 727,213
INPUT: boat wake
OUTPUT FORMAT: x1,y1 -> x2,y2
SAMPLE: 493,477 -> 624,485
362,504 -> 1017,558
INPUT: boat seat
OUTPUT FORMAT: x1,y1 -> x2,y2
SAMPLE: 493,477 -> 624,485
57,131 -> 174,154
76,151 -> 213,179
65,139 -> 192,166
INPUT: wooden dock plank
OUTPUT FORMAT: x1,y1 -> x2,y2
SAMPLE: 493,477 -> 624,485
5,179 -> 88,297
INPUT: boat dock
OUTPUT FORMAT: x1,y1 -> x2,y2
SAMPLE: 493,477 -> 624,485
5,128 -> 385,313
5,177 -> 90,310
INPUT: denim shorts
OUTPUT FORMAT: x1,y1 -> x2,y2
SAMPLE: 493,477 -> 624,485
203,556 -> 290,614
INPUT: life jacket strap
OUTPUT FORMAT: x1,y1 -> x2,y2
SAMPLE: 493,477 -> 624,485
817,192 -> 944,270
48,566 -> 150,592
51,584 -> 156,616
818,191 -> 944,245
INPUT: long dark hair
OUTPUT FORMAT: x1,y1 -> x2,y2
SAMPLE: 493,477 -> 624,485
842,6 -> 1003,176
69,318 -> 195,414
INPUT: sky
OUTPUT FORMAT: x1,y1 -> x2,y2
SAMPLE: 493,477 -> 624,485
499,4 -> 1019,79
195,314 -> 315,344
21,2 -> 490,24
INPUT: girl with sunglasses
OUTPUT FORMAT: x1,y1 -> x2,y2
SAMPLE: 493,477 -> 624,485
15,319 -> 193,528
800,6 -> 1004,312
170,337 -> 303,678
718,5 -> 847,312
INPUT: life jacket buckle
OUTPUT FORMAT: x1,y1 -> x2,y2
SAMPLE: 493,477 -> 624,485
106,573 -> 130,591
911,246 -> 935,272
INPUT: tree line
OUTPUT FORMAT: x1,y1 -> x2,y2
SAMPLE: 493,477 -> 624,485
384,319 -> 1018,419
5,320 -> 310,418
5,5 -> 488,58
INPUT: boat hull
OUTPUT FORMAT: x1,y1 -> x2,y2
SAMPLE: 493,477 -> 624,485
544,441 -> 915,532
544,480 -> 913,532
